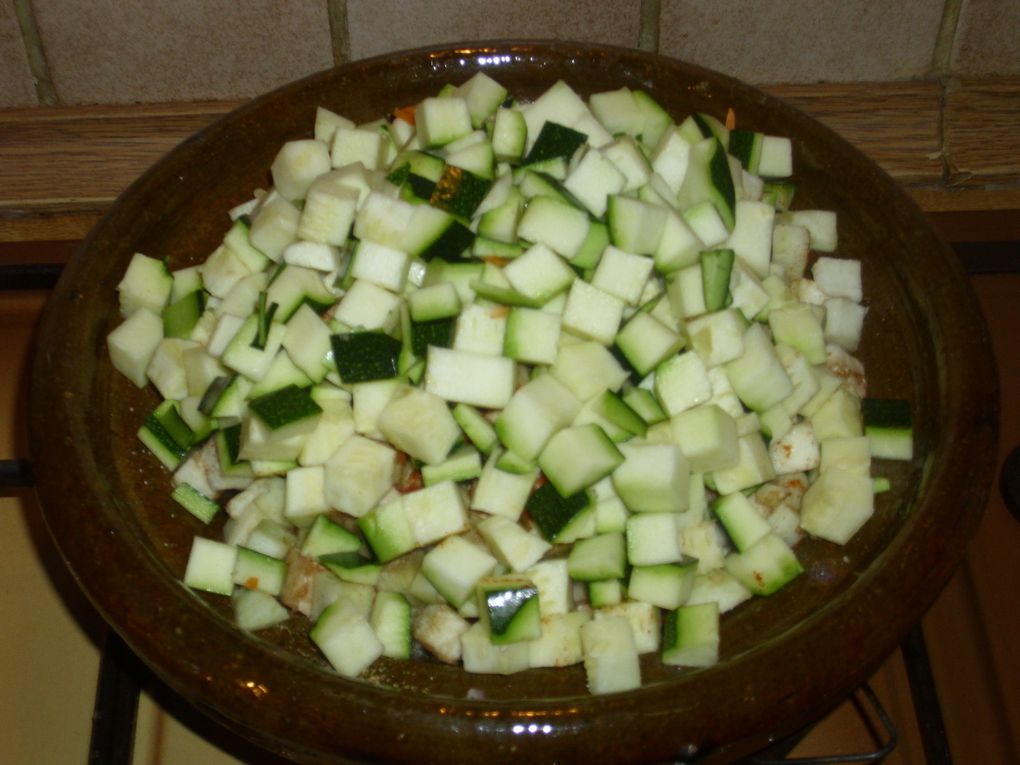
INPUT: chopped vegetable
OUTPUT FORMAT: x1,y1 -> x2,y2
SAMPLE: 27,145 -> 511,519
108,74 -> 906,694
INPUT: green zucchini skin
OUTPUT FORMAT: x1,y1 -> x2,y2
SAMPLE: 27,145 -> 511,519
331,332 -> 403,382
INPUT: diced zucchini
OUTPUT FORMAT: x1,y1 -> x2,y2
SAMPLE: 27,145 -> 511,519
800,467 -> 875,544
580,615 -> 641,695
233,587 -> 290,632
232,546 -> 288,596
108,307 -> 165,388
568,532 -> 626,581
538,424 -> 624,498
711,492 -> 771,552
626,511 -> 682,565
183,537 -> 238,596
371,591 -> 412,659
311,599 -> 383,678
526,480 -> 590,542
629,561 -> 697,610
171,482 -> 219,524
613,443 -> 690,513
661,602 -> 719,667
422,535 -> 498,607
724,532 -> 803,595
862,398 -> 914,461
477,575 -> 542,644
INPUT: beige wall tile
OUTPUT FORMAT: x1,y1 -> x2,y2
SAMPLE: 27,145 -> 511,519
0,2 -> 37,107
659,0 -> 944,84
347,0 -> 643,60
32,0 -> 334,105
952,0 -> 1020,76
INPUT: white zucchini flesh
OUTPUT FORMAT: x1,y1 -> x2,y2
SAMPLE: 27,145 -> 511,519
110,74 -> 894,696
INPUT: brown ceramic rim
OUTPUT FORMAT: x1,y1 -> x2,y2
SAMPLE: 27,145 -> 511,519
29,42 -> 998,764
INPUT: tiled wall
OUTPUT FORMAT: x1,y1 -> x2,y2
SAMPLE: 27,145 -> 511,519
1,0 -> 1019,109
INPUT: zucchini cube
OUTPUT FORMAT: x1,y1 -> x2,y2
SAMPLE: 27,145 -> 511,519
377,385 -> 460,466
810,388 -> 863,442
686,308 -> 746,368
662,602 -> 720,668
323,434 -> 397,518
626,512 -> 682,565
614,311 -> 685,378
524,558 -> 573,616
503,241 -> 576,303
655,351 -> 712,416
358,497 -> 416,563
590,245 -> 655,307
417,96 -> 473,148
371,591 -> 412,660
503,306 -> 561,365
494,373 -> 581,461
725,323 -> 794,412
311,599 -> 383,678
460,621 -> 531,675
232,546 -> 288,596
710,433 -> 776,495
628,561 -> 697,611
271,139 -> 331,200
711,491 -> 771,553
470,453 -> 537,521
668,403 -> 740,473
108,306 -> 165,388
528,611 -> 591,669
300,513 -> 361,559
580,615 -> 641,695
117,252 -> 173,316
476,515 -> 551,573
568,532 -> 626,582
724,532 -> 804,595
423,346 -> 516,410
613,443 -> 690,513
477,575 -> 542,645
538,424 -> 624,498
561,279 -> 625,346
769,303 -> 827,365
800,467 -> 875,545
550,341 -> 630,402
402,480 -> 470,547
183,537 -> 238,596
422,535 -> 498,608
233,588 -> 289,632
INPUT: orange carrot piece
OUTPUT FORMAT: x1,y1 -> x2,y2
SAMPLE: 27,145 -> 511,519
393,104 -> 416,126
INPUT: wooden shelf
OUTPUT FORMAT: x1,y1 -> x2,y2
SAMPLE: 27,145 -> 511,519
1,79 -> 1018,245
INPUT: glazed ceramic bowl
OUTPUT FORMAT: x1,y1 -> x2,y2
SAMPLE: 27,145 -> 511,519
30,42 -> 998,764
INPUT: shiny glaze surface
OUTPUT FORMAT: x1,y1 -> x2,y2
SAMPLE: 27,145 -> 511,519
29,42 -> 998,764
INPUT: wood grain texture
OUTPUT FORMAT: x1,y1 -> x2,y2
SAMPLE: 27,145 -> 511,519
945,77 -> 1020,186
765,80 -> 945,185
0,79 -> 1018,245
0,102 -> 237,241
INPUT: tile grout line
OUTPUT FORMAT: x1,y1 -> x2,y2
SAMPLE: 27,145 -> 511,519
326,0 -> 352,65
930,0 -> 964,77
11,0 -> 57,106
930,0 -> 964,185
638,0 -> 660,53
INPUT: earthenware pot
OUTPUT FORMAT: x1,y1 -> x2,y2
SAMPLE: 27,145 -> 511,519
30,41 -> 998,764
